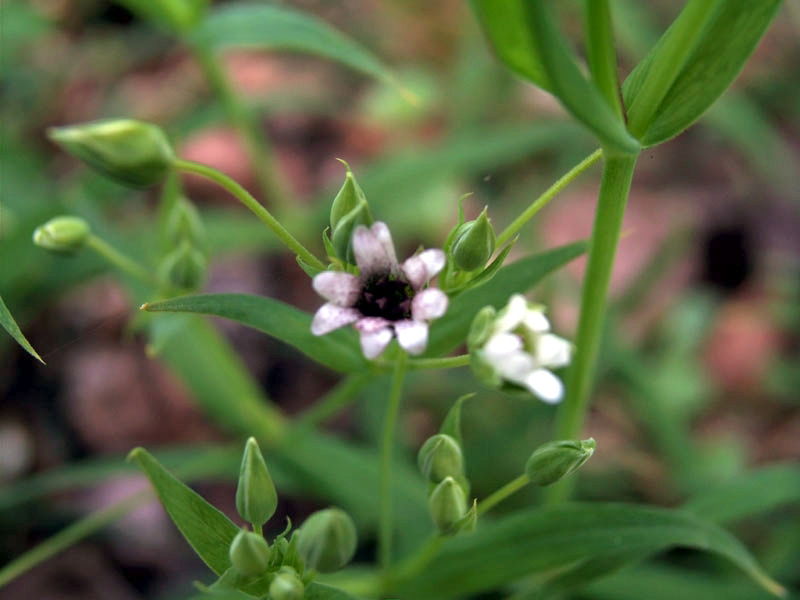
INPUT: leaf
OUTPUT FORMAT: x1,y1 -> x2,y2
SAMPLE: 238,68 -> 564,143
391,503 -> 784,599
144,294 -> 366,373
305,582 -> 363,600
0,293 -> 44,363
623,0 -> 782,147
426,241 -> 587,356
117,0 -> 208,33
129,447 -> 240,576
193,3 -> 395,86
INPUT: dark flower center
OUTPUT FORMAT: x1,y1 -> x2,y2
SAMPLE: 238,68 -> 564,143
355,274 -> 414,321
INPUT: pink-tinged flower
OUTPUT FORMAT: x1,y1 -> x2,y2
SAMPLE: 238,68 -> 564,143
311,222 -> 448,359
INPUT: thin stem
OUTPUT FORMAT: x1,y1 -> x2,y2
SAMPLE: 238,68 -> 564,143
173,159 -> 325,271
547,154 -> 638,504
295,374 -> 372,427
192,43 -> 292,213
477,473 -> 531,516
378,350 -> 408,573
252,522 -> 263,537
585,0 -> 623,118
408,354 -> 471,370
496,149 -> 602,247
85,235 -> 163,289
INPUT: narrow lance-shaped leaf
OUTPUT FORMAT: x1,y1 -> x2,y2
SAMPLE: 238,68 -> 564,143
0,294 -> 44,363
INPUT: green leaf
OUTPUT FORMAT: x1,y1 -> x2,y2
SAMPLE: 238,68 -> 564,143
305,582 -> 363,600
391,503 -> 784,599
129,447 -> 240,576
193,3 -> 395,86
623,0 -> 782,147
144,294 -> 366,373
0,293 -> 44,363
117,0 -> 208,33
427,241 -> 587,356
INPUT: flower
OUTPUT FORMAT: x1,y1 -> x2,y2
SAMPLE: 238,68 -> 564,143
470,294 -> 571,403
311,221 -> 448,359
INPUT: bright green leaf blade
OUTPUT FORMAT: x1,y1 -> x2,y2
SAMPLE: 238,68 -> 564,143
427,241 -> 587,357
0,293 -> 44,363
392,503 -> 784,599
117,0 -> 208,33
305,582 -> 363,600
129,447 -> 240,576
623,0 -> 782,147
144,294 -> 365,373
192,3 -> 395,86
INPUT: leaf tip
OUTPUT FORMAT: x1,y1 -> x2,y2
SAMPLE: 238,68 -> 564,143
126,447 -> 146,464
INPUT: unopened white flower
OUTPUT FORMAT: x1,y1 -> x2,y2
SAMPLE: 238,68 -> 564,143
470,294 -> 572,403
311,222 -> 448,359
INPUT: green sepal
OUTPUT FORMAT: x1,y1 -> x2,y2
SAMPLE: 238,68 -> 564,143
32,216 -> 91,254
296,508 -> 357,573
229,530 -> 271,577
429,476 -> 468,536
235,437 -> 279,528
525,438 -> 596,486
418,434 -> 464,484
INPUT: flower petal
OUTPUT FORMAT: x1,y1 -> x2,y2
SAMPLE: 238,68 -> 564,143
312,271 -> 360,307
523,368 -> 564,403
523,309 -> 550,333
311,303 -> 360,336
496,351 -> 536,383
394,320 -> 429,355
535,333 -> 571,368
353,221 -> 398,277
402,249 -> 446,289
493,294 -> 528,332
357,325 -> 393,359
483,332 -> 523,359
412,288 -> 448,322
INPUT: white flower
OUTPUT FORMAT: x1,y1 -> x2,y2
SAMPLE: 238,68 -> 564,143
474,294 -> 572,403
311,222 -> 448,359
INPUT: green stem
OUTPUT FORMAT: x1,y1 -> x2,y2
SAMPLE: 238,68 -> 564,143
252,522 -> 263,537
407,354 -> 471,371
477,473 -> 531,515
378,350 -> 408,573
547,154 -> 638,503
85,235 -> 163,289
585,0 -> 623,118
192,43 -> 292,213
173,159 -> 325,271
496,149 -> 602,247
295,374 -> 371,426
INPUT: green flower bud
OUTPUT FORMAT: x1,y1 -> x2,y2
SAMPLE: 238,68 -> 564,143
48,119 -> 174,187
525,438 -> 596,486
450,208 -> 496,271
236,437 -> 278,528
297,508 -> 357,573
32,216 -> 91,253
429,476 -> 467,535
158,240 -> 206,291
269,566 -> 305,600
165,197 -> 205,246
329,161 -> 372,264
229,530 -> 271,577
417,434 -> 464,483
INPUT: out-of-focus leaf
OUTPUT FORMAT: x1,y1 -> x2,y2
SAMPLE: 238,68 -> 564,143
129,448 -> 239,576
0,294 -> 44,363
144,294 -> 365,373
426,241 -> 587,356
193,3 -> 394,85
304,582 -> 364,600
391,503 -> 783,599
117,0 -> 208,33
623,0 -> 782,146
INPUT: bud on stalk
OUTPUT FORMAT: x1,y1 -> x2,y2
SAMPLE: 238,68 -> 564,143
525,438 -> 596,486
32,216 -> 91,253
296,507 -> 357,573
417,434 -> 464,483
235,437 -> 278,528
229,530 -> 271,576
450,207 -> 496,271
269,566 -> 305,600
429,476 -> 467,535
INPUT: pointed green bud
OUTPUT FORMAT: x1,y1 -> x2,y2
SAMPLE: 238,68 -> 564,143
296,508 -> 357,573
229,530 -> 271,577
450,208 -> 496,272
329,161 -> 372,264
33,216 -> 91,253
236,437 -> 278,528
165,197 -> 205,246
269,566 -> 305,600
48,119 -> 174,187
158,240 -> 207,291
418,434 -> 464,483
457,499 -> 478,533
525,438 -> 596,486
429,476 -> 467,535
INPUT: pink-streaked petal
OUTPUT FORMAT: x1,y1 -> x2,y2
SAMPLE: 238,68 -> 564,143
411,288 -> 448,322
359,327 -> 393,359
355,316 -> 391,333
523,368 -> 564,404
402,249 -> 446,289
311,303 -> 360,336
494,294 -> 528,332
353,222 -> 398,277
312,271 -> 360,307
394,320 -> 429,355
535,333 -> 571,369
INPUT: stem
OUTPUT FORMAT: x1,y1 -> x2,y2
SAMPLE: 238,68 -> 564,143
378,350 -> 408,573
173,159 -> 325,271
585,0 -> 623,118
192,44 -> 292,213
408,354 -> 471,371
252,522 -> 263,537
295,374 -> 371,426
477,474 -> 531,516
496,149 -> 602,247
548,154 -> 638,503
85,235 -> 163,289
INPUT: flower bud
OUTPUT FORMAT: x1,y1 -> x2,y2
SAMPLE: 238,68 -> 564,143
48,119 -> 174,187
525,438 -> 596,486
158,241 -> 207,291
429,476 -> 467,535
165,197 -> 205,246
450,208 -> 496,271
329,161 -> 372,264
236,437 -> 278,528
296,508 -> 357,573
418,434 -> 464,483
32,216 -> 91,253
269,566 -> 305,600
229,530 -> 271,577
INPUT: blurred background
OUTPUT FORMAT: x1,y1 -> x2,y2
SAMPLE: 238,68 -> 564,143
1,1 -> 798,599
